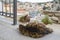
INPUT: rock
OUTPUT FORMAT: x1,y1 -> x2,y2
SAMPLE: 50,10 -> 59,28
51,17 -> 58,21
51,16 -> 59,23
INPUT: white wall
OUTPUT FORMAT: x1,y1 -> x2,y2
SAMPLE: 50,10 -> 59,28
0,2 -> 2,11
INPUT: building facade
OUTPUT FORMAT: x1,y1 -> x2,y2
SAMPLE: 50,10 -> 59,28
52,0 -> 60,11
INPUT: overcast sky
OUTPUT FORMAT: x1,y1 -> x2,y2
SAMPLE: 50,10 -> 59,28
18,0 -> 53,3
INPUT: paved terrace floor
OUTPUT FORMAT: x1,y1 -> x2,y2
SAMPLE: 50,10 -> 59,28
0,16 -> 60,40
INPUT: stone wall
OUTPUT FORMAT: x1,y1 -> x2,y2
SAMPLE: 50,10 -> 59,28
43,10 -> 60,23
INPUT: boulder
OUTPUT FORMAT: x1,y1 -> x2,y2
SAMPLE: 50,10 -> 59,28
51,16 -> 59,23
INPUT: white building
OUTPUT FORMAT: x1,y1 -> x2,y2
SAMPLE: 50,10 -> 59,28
0,2 -> 2,11
52,0 -> 60,11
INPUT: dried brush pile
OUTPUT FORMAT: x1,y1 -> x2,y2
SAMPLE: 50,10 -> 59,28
19,22 -> 53,38
19,15 -> 30,23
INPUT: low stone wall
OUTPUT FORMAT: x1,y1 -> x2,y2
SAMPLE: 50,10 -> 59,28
43,10 -> 60,23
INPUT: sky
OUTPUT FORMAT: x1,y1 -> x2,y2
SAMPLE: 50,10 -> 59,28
18,0 -> 53,3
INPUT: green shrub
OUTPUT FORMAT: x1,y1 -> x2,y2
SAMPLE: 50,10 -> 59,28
41,15 -> 52,25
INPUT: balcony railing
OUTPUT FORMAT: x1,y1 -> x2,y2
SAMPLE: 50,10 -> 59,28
0,0 -> 17,25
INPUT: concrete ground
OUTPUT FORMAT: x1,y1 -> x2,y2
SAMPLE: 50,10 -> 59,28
0,16 -> 60,40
